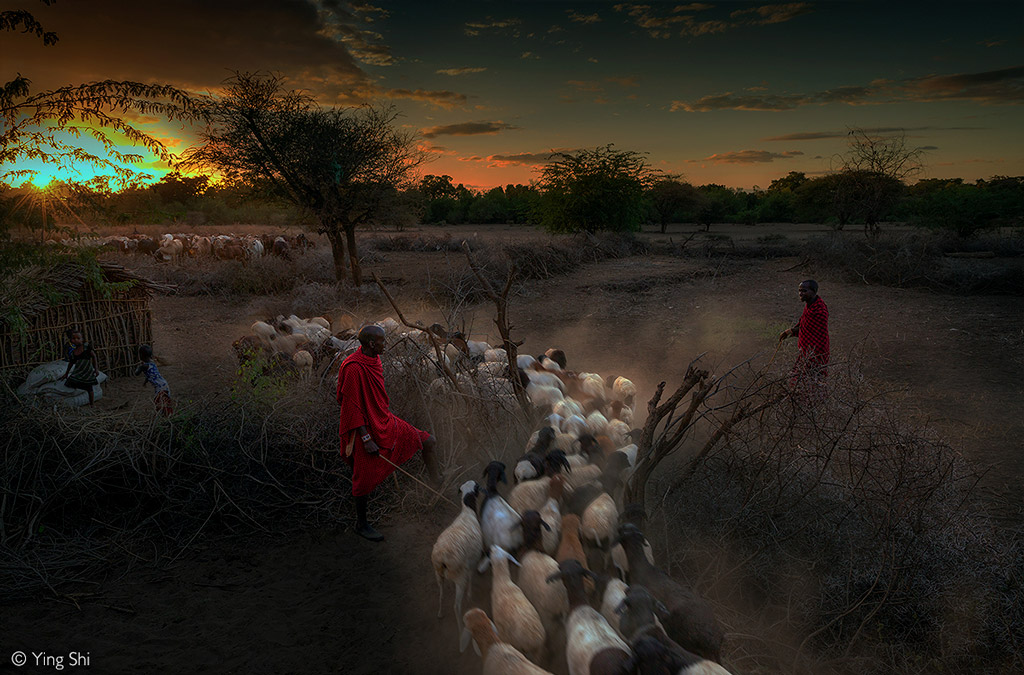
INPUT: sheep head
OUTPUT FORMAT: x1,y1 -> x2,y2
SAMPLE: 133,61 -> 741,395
520,510 -> 551,549
615,586 -> 670,641
482,461 -> 507,490
544,449 -> 572,475
622,635 -> 687,675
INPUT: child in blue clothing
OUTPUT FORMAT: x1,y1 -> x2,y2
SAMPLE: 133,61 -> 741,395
135,344 -> 173,416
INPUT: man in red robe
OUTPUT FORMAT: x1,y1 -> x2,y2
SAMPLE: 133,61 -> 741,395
779,279 -> 830,384
337,324 -> 438,542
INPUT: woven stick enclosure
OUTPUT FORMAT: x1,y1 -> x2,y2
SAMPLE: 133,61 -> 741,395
0,261 -> 171,382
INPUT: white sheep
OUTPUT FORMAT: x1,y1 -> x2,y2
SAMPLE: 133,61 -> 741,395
460,608 -> 554,675
547,560 -> 631,675
479,462 -> 523,570
251,321 -> 276,344
431,481 -> 483,633
585,411 -> 609,437
581,492 -> 619,548
484,347 -> 507,363
561,414 -> 589,439
612,376 -> 637,404
606,420 -> 631,449
518,511 -> 570,641
553,398 -> 584,420
527,384 -> 564,408
539,474 -> 564,557
598,577 -> 629,638
517,354 -> 538,370
292,350 -> 313,373
467,340 -> 491,358
489,545 -> 546,664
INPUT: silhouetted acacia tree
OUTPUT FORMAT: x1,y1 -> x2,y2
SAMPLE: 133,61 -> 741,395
182,72 -> 424,284
648,178 -> 699,233
834,128 -> 922,237
535,144 -> 660,233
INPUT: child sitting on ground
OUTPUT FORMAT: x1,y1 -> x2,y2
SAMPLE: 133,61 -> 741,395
135,344 -> 173,416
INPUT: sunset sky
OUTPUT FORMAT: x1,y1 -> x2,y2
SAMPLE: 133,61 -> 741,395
3,0 -> 1023,190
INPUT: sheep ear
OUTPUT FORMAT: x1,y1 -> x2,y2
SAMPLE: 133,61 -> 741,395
508,553 -> 521,567
477,556 -> 492,574
459,627 -> 472,653
656,601 -> 669,619
545,571 -> 562,584
583,569 -> 598,581
615,598 -> 629,615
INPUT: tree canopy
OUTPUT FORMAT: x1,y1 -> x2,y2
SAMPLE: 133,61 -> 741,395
1,6 -> 195,187
181,72 -> 424,284
534,144 -> 660,233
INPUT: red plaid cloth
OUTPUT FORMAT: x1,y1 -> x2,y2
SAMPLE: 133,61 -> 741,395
154,390 -> 174,417
796,296 -> 830,372
336,350 -> 429,497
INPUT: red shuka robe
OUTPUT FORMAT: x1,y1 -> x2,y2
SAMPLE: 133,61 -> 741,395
796,296 -> 830,373
337,350 -> 429,497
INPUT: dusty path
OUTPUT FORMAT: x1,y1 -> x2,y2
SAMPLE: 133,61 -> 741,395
5,239 -> 1021,674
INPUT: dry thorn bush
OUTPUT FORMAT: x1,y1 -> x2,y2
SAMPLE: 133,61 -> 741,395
650,354 -> 1022,674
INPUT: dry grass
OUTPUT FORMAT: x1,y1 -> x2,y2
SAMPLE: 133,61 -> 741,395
0,327 -> 531,601
648,354 -> 1023,674
800,231 -> 1024,295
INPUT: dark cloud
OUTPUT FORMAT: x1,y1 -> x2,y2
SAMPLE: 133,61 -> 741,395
0,0 -> 373,97
762,126 -> 987,141
486,151 -> 567,166
568,80 -> 603,93
902,66 -> 1024,104
703,150 -> 804,163
420,121 -> 519,138
380,88 -> 468,109
464,17 -> 521,37
314,1 -> 396,66
567,10 -> 601,24
615,2 -> 811,38
917,145 -> 939,150
606,75 -> 641,87
672,66 -> 1024,111
436,67 -> 487,76
730,3 -> 815,25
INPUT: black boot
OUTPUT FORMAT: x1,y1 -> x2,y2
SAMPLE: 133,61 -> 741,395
354,495 -> 384,542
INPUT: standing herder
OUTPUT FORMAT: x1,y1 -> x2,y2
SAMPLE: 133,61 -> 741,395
336,325 -> 439,542
779,279 -> 830,382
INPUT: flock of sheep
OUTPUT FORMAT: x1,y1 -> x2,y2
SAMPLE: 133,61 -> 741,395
431,352 -> 732,675
228,315 -> 732,673
58,231 -> 314,262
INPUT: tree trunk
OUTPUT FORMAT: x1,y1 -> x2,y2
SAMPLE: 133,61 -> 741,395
660,220 -> 668,234
325,228 -> 348,282
345,224 -> 362,286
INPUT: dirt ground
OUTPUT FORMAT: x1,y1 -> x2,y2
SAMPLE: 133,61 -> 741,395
4,223 -> 1022,674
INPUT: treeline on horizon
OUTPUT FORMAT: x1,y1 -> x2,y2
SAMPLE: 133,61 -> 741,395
4,170 -> 1024,240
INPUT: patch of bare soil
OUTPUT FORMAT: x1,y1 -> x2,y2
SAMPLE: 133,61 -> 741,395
6,226 -> 1022,674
